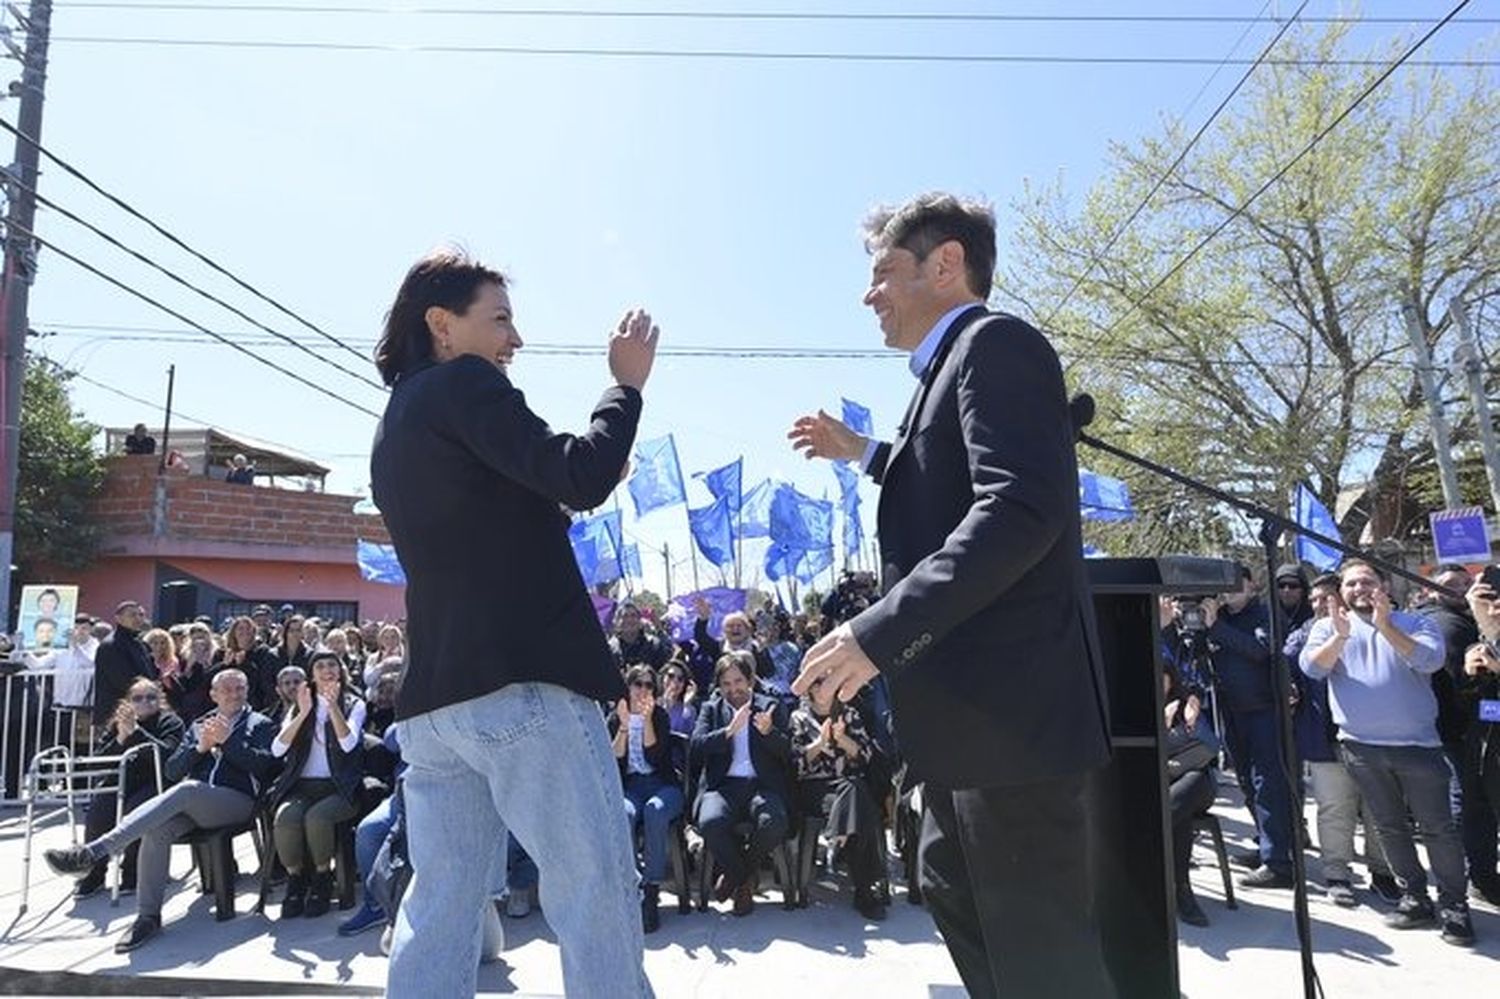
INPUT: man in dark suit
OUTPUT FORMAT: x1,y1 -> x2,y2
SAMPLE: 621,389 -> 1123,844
370,250 -> 659,999
92,600 -> 156,728
690,650 -> 792,916
790,193 -> 1114,998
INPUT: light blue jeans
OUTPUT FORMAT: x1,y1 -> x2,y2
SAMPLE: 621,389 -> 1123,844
387,682 -> 653,999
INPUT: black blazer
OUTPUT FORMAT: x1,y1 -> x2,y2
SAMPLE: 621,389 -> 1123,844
848,306 -> 1111,789
371,355 -> 642,720
92,627 -> 157,726
689,691 -> 792,807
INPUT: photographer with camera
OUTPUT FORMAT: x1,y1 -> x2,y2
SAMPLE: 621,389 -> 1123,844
1182,565 -> 1296,890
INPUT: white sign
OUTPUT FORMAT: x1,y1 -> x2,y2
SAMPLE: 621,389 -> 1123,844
1430,506 -> 1492,563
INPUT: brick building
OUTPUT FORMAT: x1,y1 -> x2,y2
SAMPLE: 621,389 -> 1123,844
39,439 -> 404,626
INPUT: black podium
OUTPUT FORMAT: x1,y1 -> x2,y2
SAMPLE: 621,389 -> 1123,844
1085,556 -> 1240,998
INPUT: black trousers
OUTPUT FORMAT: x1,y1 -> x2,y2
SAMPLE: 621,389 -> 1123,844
697,777 -> 789,888
921,774 -> 1115,999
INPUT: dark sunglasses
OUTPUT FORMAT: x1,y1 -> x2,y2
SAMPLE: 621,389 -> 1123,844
1276,582 -> 1305,590
130,694 -> 159,703
630,680 -> 655,690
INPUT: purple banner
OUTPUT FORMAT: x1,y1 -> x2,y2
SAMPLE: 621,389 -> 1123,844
592,594 -> 617,635
664,587 -> 747,643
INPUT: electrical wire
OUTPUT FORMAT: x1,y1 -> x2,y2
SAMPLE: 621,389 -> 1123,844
0,116 -> 374,369
11,223 -> 383,417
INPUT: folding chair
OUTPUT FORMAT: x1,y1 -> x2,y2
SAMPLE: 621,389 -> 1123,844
19,742 -> 163,914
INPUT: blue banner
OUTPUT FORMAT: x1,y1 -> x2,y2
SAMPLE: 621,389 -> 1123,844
594,542 -> 643,584
627,434 -> 687,516
740,478 -> 776,538
769,484 -> 834,551
689,496 -> 736,568
696,457 -> 743,523
841,398 -> 874,437
832,461 -> 863,560
356,539 -> 407,586
664,587 -> 748,643
570,511 -> 626,584
1292,483 -> 1342,572
1079,469 -> 1135,522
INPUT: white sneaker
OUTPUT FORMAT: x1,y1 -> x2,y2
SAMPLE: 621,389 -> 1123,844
480,899 -> 506,962
505,887 -> 532,919
379,923 -> 393,957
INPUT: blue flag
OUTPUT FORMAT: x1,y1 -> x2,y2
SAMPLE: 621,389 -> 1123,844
740,478 -> 776,538
841,398 -> 874,437
356,539 -> 406,586
769,484 -> 834,551
696,458 -> 743,522
1293,483 -> 1342,571
689,496 -> 736,567
832,461 -> 863,560
1079,469 -> 1135,522
627,434 -> 686,516
570,511 -> 625,584
595,542 -> 643,583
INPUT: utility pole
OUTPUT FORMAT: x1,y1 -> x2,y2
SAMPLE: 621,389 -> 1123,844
661,541 -> 672,601
1401,297 -> 1463,508
1449,297 -> 1500,515
0,0 -> 52,622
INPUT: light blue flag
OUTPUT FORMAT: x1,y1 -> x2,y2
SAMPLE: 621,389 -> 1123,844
594,542 -> 644,584
627,434 -> 687,516
769,484 -> 834,551
571,511 -> 625,584
841,398 -> 874,437
794,545 -> 836,583
696,458 -> 743,522
1079,469 -> 1135,522
569,521 -> 602,584
689,496 -> 736,568
356,540 -> 406,586
740,478 -> 776,538
1293,483 -> 1342,571
832,461 -> 863,559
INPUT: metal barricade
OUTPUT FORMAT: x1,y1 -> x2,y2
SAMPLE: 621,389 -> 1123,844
0,669 -> 96,806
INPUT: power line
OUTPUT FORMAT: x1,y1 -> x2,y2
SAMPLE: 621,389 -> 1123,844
1042,0 -> 1307,332
46,36 -> 1500,67
8,168 -> 388,391
12,223 -> 384,417
1075,0 -> 1476,356
47,3 -> 1500,26
0,116 -> 374,369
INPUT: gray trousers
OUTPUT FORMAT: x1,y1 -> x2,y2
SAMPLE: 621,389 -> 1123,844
92,779 -> 255,919
1340,741 -> 1468,909
1307,760 -> 1390,883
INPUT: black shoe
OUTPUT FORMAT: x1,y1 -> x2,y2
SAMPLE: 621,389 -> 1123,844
1325,879 -> 1358,909
44,844 -> 100,877
1384,894 -> 1437,930
303,870 -> 334,918
732,882 -> 755,917
854,888 -> 888,922
1238,866 -> 1294,889
1230,848 -> 1261,870
280,873 -> 309,920
1176,885 -> 1209,927
73,865 -> 107,899
1440,906 -> 1476,946
641,883 -> 661,934
1370,872 -> 1402,904
113,916 -> 161,953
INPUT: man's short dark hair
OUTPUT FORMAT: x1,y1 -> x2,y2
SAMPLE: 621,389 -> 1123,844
1433,563 -> 1470,577
1310,573 -> 1340,591
862,193 -> 997,299
1338,558 -> 1388,583
375,249 -> 509,387
713,651 -> 755,687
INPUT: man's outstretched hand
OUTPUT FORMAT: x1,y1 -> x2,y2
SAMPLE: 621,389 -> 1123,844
788,410 -> 867,464
609,308 -> 660,391
793,623 -> 879,710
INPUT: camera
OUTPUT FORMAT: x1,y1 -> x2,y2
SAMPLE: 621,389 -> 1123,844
1173,595 -> 1214,635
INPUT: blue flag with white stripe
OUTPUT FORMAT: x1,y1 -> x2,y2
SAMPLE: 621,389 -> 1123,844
1293,483 -> 1342,571
627,434 -> 687,516
356,540 -> 406,586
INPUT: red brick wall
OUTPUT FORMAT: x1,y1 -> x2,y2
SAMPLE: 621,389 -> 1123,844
92,455 -> 390,548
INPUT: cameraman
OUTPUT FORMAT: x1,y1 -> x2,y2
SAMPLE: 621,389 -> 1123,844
1197,565 -> 1296,890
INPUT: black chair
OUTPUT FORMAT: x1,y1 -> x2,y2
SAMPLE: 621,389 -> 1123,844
183,807 -> 274,921
1190,812 -> 1237,910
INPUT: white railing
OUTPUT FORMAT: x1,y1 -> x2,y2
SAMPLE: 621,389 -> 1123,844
0,669 -> 96,806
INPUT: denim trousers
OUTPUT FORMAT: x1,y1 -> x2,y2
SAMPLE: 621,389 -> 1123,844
622,771 -> 684,885
1221,707 -> 1295,873
1340,741 -> 1468,909
386,682 -> 653,999
1307,760 -> 1390,883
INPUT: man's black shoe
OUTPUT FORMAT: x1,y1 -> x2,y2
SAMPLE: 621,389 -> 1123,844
1440,906 -> 1476,946
44,844 -> 99,877
280,873 -> 309,919
731,882 -> 755,917
1230,848 -> 1261,870
641,883 -> 661,934
1370,872 -> 1402,904
1176,885 -> 1209,927
73,867 -> 107,899
113,916 -> 161,953
1384,894 -> 1437,930
1238,866 -> 1294,889
854,889 -> 888,922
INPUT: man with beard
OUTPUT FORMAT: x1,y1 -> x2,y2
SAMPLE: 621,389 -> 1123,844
1302,559 -> 1473,945
609,601 -> 671,671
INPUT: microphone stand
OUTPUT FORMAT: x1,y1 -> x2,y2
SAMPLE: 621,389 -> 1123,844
1076,414 -> 1463,999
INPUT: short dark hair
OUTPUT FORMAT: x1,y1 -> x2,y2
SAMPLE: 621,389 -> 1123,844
862,193 -> 997,298
1338,558 -> 1388,583
713,651 -> 755,687
1433,563 -> 1470,577
375,249 -> 508,387
1310,573 -> 1340,591
624,664 -> 658,694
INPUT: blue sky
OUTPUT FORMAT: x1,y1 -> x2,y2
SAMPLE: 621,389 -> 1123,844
21,1 -> 1495,596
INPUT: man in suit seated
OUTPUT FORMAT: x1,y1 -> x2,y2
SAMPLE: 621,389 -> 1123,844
691,650 -> 791,916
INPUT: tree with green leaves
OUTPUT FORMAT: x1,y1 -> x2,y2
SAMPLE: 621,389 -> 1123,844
1001,24 -> 1499,558
15,355 -> 105,588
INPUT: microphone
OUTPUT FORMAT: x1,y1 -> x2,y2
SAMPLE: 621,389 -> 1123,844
1069,393 -> 1096,440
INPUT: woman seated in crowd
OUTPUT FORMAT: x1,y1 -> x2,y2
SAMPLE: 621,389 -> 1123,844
163,622 -> 215,722
363,626 -> 406,689
141,628 -> 179,688
659,660 -> 698,736
70,679 -> 185,897
270,649 -> 366,919
216,616 -> 278,713
608,664 -> 684,934
271,615 -> 312,688
1163,666 -> 1218,927
790,676 -> 887,921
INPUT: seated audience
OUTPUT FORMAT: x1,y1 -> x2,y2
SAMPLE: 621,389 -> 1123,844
608,665 -> 684,933
660,660 -> 698,736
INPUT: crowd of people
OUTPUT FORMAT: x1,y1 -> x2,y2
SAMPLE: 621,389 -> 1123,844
20,556 -> 1500,964
1160,558 -> 1500,951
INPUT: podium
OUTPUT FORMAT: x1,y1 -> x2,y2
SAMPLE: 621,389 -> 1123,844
1085,556 -> 1240,998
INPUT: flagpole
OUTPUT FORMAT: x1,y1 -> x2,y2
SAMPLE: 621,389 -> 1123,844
734,463 -> 744,591
661,541 -> 672,600
684,507 -> 702,593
